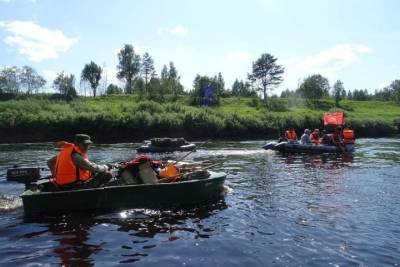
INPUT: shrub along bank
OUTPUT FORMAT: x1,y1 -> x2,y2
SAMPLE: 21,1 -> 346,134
0,95 -> 399,143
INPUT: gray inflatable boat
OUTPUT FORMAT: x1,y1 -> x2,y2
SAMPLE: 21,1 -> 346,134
263,141 -> 354,153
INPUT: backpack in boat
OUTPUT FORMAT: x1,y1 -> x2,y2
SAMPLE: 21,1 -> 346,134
118,156 -> 163,184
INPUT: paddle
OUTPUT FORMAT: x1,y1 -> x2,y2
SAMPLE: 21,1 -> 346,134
174,139 -> 212,164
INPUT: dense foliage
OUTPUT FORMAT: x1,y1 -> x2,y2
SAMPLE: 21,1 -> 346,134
0,95 -> 399,143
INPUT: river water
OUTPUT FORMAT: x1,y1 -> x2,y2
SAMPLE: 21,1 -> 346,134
0,139 -> 399,266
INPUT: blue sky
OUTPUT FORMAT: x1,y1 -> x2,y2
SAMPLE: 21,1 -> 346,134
0,0 -> 399,94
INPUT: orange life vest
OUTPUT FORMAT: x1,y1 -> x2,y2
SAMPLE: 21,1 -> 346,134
286,130 -> 297,141
342,129 -> 355,144
54,142 -> 91,186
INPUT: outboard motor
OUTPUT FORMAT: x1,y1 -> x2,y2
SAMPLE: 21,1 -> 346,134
6,167 -> 41,189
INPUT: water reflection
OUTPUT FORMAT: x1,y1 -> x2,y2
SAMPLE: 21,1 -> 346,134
23,200 -> 227,265
1,139 -> 400,266
279,153 -> 354,169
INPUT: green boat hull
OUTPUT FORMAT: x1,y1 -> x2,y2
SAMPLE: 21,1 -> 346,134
21,172 -> 226,217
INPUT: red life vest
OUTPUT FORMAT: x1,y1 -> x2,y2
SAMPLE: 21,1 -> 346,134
54,142 -> 91,186
310,132 -> 320,144
285,130 -> 297,141
342,129 -> 355,144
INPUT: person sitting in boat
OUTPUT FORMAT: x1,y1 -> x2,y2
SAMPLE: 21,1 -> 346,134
285,127 -> 298,143
278,131 -> 288,143
47,134 -> 113,190
320,130 -> 333,145
332,127 -> 344,146
310,129 -> 320,145
300,129 -> 312,145
342,125 -> 355,144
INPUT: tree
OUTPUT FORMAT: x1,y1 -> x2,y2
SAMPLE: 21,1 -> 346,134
81,61 -> 102,97
333,80 -> 345,106
161,65 -> 168,81
168,61 -> 183,98
141,52 -> 156,95
19,66 -> 46,94
248,53 -> 284,101
133,77 -> 145,97
105,83 -> 123,95
148,77 -> 162,100
352,89 -> 369,101
53,72 -> 77,100
232,79 -> 241,96
216,72 -> 225,96
0,66 -> 20,93
231,79 -> 254,97
390,80 -> 400,103
190,74 -> 220,106
297,74 -> 330,101
159,62 -> 183,99
117,44 -> 141,93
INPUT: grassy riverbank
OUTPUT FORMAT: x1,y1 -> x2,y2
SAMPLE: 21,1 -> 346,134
0,95 -> 399,143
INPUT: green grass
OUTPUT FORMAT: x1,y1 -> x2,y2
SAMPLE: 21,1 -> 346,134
0,95 -> 399,142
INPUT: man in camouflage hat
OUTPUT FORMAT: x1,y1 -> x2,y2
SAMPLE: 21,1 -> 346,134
47,134 -> 114,189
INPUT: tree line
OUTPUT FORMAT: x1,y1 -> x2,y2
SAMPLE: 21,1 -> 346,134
280,75 -> 400,105
1,45 -> 400,105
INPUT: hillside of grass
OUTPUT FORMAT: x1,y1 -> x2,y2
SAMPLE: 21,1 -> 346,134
0,95 -> 399,143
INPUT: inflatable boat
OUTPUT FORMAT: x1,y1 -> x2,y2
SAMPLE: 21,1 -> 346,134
263,141 -> 355,153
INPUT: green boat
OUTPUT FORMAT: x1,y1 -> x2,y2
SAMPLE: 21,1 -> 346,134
137,137 -> 196,153
137,143 -> 196,153
16,171 -> 226,217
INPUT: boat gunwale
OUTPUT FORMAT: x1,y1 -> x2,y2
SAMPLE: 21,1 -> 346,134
21,171 -> 227,197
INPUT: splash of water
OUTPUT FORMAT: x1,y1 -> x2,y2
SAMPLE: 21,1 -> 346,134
0,194 -> 22,212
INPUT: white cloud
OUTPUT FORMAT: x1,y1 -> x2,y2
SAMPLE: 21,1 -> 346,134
281,43 -> 372,90
0,21 -> 78,62
297,44 -> 372,74
223,51 -> 252,65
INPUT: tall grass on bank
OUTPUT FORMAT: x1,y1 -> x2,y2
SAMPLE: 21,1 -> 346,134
0,95 -> 399,142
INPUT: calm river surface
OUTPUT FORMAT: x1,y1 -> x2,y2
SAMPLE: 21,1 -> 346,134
0,138 -> 399,266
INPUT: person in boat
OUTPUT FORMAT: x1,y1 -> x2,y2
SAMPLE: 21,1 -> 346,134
320,130 -> 333,145
278,131 -> 288,143
300,129 -> 312,145
310,129 -> 320,145
342,125 -> 355,144
332,127 -> 344,146
47,134 -> 113,190
285,127 -> 298,143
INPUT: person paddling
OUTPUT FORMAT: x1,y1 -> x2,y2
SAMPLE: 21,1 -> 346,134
47,134 -> 114,190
